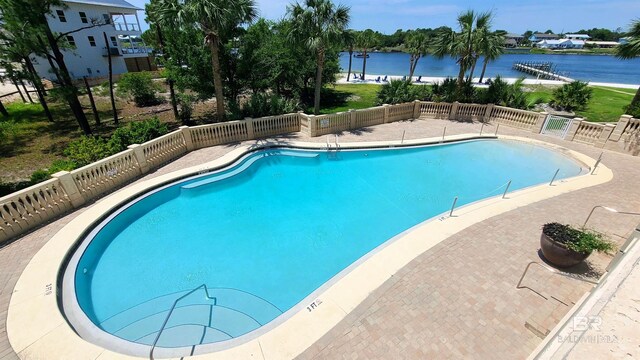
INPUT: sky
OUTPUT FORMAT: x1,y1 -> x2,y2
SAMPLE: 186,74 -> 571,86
127,0 -> 640,34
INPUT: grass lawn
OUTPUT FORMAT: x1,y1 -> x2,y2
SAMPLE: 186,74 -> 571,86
323,83 -> 634,122
319,84 -> 381,113
526,85 -> 635,122
0,95 -> 178,184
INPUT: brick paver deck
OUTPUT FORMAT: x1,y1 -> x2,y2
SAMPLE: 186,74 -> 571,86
2,119 -> 639,359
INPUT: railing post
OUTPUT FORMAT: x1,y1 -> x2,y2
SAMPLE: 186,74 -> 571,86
51,171 -> 85,208
483,103 -> 494,123
566,118 -> 583,141
309,115 -> 318,137
383,104 -> 390,124
349,109 -> 357,130
449,101 -> 460,120
595,124 -> 616,148
608,115 -> 632,142
297,111 -> 305,133
128,144 -> 150,174
413,100 -> 421,119
533,111 -> 549,134
179,125 -> 195,151
244,117 -> 255,140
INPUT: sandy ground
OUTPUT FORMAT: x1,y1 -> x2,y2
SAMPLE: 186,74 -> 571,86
0,78 -> 35,103
338,74 -> 640,89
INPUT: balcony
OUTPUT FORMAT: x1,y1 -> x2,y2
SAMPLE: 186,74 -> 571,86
121,47 -> 152,55
113,22 -> 140,32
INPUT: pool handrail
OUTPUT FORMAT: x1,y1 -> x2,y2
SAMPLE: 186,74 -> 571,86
149,284 -> 217,360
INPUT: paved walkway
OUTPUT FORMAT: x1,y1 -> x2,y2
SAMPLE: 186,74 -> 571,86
2,119 -> 640,359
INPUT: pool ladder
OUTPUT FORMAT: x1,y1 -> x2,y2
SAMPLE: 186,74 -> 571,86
326,135 -> 340,151
150,284 -> 217,360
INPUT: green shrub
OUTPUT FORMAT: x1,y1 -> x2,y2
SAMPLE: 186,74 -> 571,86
431,78 -> 459,103
177,93 -> 196,124
0,180 -> 32,197
117,72 -> 162,107
231,93 -> 299,120
108,117 -> 169,152
551,81 -> 593,111
484,76 -> 537,110
48,159 -> 76,173
376,79 -> 430,105
624,101 -> 640,118
64,136 -> 113,168
0,120 -> 17,142
29,169 -> 50,184
543,223 -> 615,254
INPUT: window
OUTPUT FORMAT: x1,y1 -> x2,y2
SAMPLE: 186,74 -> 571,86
66,35 -> 75,47
110,36 -> 118,47
103,14 -> 111,24
56,10 -> 66,22
88,36 -> 96,47
79,11 -> 88,24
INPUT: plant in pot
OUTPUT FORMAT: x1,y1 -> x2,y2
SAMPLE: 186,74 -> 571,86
540,223 -> 615,268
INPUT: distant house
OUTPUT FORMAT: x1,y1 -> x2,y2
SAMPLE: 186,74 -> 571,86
536,39 -> 585,49
586,41 -> 619,48
505,33 -> 524,47
565,34 -> 591,41
618,38 -> 630,45
529,33 -> 560,42
30,0 -> 156,81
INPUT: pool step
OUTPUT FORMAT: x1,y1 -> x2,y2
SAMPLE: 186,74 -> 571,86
115,304 -> 260,347
98,287 -> 282,347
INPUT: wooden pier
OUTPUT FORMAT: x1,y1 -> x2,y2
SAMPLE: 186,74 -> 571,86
512,61 -> 574,82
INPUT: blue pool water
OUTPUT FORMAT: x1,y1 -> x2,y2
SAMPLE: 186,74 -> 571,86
72,140 -> 583,349
340,52 -> 640,85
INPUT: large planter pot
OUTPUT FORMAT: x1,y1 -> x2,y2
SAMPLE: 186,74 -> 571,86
540,233 -> 591,268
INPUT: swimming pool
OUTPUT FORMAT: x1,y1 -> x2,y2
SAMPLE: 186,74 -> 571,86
63,139 -> 584,355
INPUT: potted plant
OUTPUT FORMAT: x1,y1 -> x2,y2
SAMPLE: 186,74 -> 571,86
540,223 -> 615,268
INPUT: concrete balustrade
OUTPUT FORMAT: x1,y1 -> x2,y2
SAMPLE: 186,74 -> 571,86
1,105 -> 638,244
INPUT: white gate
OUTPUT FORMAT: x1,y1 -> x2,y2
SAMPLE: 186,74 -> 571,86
541,115 -> 573,139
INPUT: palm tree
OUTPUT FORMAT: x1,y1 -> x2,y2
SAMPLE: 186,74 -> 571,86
343,29 -> 356,82
478,30 -> 506,83
146,0 -> 180,121
433,10 -> 493,91
405,31 -> 429,79
158,0 -> 257,120
616,19 -> 640,115
356,29 -> 378,80
289,0 -> 350,115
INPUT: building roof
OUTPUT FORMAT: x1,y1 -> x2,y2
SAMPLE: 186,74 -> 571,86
506,33 -> 524,39
538,39 -> 585,45
64,0 -> 141,10
532,33 -> 559,39
566,34 -> 590,39
586,41 -> 619,45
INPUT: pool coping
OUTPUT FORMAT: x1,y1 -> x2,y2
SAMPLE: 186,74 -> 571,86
6,134 -> 612,360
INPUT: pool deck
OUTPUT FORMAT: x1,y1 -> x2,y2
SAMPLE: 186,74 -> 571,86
1,119 -> 640,359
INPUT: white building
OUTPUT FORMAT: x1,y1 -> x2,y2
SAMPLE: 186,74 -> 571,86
536,39 -> 585,49
32,0 -> 155,81
565,34 -> 591,41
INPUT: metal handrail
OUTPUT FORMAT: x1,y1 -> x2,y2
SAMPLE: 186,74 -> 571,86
516,261 -> 598,303
150,284 -> 217,360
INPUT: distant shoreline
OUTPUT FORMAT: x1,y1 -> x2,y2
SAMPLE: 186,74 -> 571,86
336,74 -> 640,89
350,49 -> 617,57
